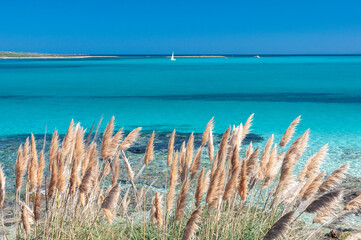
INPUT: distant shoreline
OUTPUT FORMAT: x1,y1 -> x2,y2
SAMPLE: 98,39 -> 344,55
0,55 -> 119,59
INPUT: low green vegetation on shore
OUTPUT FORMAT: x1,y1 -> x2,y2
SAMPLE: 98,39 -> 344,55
0,115 -> 360,239
0,51 -> 69,58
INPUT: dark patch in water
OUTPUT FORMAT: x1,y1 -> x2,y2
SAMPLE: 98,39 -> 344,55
1,93 -> 361,103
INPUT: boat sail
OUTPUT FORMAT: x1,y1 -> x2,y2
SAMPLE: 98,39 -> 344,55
171,52 -> 176,61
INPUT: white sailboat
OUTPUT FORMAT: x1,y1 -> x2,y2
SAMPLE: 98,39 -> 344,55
171,52 -> 176,61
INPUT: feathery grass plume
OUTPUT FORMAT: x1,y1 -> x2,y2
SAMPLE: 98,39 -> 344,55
223,164 -> 240,201
109,127 -> 123,156
263,144 -> 279,187
74,127 -> 85,168
259,134 -> 274,179
305,190 -> 342,214
119,127 -> 142,150
302,171 -> 325,201
166,151 -> 179,213
298,174 -> 317,200
49,130 -> 59,171
56,151 -> 66,194
36,150 -> 45,187
313,195 -> 342,223
304,144 -> 328,179
179,142 -> 188,182
27,134 -> 38,190
319,163 -> 349,193
121,189 -> 130,217
121,150 -> 134,182
34,187 -> 41,221
263,211 -> 295,240
202,117 -> 214,146
206,160 -> 225,208
21,203 -> 32,235
101,183 -> 121,224
229,142 -> 240,173
217,126 -> 231,160
62,119 -> 75,157
144,131 -> 155,165
185,133 -> 194,168
23,137 -> 30,164
344,194 -> 361,211
48,153 -> 58,199
79,166 -> 95,206
15,145 -> 26,191
246,147 -> 260,178
238,158 -> 248,200
245,142 -> 253,159
151,192 -> 163,227
167,129 -> 176,166
112,150 -> 120,185
279,115 -> 301,148
241,113 -> 254,142
101,116 -> 115,159
0,165 -> 5,208
69,157 -> 80,195
190,146 -> 202,180
182,207 -> 202,240
175,178 -> 190,221
82,142 -> 96,177
208,125 -> 214,162
195,168 -> 205,207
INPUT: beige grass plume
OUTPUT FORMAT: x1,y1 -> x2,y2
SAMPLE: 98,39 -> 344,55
49,130 -> 59,171
79,166 -> 95,206
82,142 -> 96,177
195,168 -> 205,207
263,211 -> 295,240
344,194 -> 361,211
223,164 -> 240,201
21,203 -> 33,235
121,150 -> 134,182
167,129 -> 176,166
15,145 -> 26,191
313,195 -> 342,223
0,164 -> 5,208
175,178 -> 190,221
144,131 -> 155,165
62,119 -> 75,157
56,151 -> 66,194
48,152 -> 58,199
119,127 -> 142,150
185,133 -> 194,168
263,144 -> 279,187
166,151 -> 179,213
305,144 -> 328,178
302,171 -> 325,201
74,127 -> 85,167
279,116 -> 301,148
27,133 -> 38,191
202,117 -> 214,146
207,125 -> 214,162
151,192 -> 163,227
259,134 -> 274,179
305,190 -> 342,214
23,137 -> 30,164
101,116 -> 115,159
36,150 -> 45,187
190,146 -> 202,180
319,163 -> 349,193
241,113 -> 254,143
238,158 -> 248,200
246,147 -> 260,178
182,207 -> 202,240
34,187 -> 41,221
101,183 -> 121,224
112,150 -> 120,185
245,142 -> 253,159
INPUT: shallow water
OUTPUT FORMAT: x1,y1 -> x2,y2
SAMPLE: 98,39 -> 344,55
0,56 -> 361,177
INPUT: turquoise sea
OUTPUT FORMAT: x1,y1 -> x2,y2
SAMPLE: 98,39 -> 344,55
1,56 -> 361,176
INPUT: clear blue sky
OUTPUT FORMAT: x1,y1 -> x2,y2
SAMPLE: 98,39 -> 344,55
1,0 -> 361,54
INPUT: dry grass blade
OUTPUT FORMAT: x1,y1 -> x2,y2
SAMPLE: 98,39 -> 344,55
15,145 -> 26,191
167,129 -> 176,166
175,178 -> 190,221
121,150 -> 134,181
185,133 -> 194,168
144,131 -> 155,165
305,190 -> 342,213
112,150 -> 120,185
319,163 -> 349,193
202,117 -> 214,146
119,127 -> 142,150
190,146 -> 202,180
344,194 -> 361,211
263,211 -> 295,240
279,116 -> 301,148
182,207 -> 202,240
101,183 -> 121,224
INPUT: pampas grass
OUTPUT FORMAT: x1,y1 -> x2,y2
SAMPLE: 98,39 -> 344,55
2,116 -> 358,240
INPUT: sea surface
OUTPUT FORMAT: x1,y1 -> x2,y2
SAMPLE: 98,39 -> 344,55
1,56 -> 361,177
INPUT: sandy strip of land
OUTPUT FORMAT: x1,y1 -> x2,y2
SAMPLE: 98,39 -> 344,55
175,55 -> 226,58
0,55 -> 119,59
